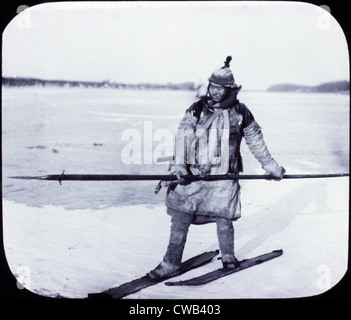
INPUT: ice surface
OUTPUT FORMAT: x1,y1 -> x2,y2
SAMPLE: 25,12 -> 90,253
2,86 -> 349,298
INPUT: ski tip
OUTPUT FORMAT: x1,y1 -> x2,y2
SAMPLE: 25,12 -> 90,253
271,249 -> 283,258
273,249 -> 283,255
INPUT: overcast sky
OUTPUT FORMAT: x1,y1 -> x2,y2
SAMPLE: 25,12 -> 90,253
2,1 -> 349,90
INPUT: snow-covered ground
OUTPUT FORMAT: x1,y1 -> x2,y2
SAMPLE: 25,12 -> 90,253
2,86 -> 349,299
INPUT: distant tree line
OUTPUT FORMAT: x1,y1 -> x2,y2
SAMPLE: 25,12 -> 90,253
2,77 -> 197,91
267,80 -> 349,93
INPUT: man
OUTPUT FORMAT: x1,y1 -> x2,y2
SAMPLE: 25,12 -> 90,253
148,56 -> 285,279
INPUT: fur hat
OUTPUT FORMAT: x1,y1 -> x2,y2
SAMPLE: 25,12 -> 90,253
209,56 -> 235,88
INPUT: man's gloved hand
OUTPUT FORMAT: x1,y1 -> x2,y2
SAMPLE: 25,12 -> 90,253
267,166 -> 286,181
169,164 -> 188,180
156,165 -> 188,194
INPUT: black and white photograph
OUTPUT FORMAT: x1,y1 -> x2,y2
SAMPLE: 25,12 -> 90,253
1,1 -> 349,300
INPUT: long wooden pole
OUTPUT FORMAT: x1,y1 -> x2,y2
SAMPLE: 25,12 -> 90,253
10,173 -> 349,182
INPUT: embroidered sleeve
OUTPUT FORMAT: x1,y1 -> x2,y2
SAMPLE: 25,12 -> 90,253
243,121 -> 280,172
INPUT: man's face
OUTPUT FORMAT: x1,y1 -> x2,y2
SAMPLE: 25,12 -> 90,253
208,83 -> 227,103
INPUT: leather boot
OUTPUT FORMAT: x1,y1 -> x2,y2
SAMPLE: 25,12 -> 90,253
216,218 -> 239,269
148,212 -> 193,280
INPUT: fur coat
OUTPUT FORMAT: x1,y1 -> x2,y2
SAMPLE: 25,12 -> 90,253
165,97 -> 280,224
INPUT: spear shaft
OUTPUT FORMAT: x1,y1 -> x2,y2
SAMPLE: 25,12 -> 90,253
9,173 -> 349,182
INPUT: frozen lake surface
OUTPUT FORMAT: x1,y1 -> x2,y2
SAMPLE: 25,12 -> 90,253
2,86 -> 349,209
2,86 -> 349,299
